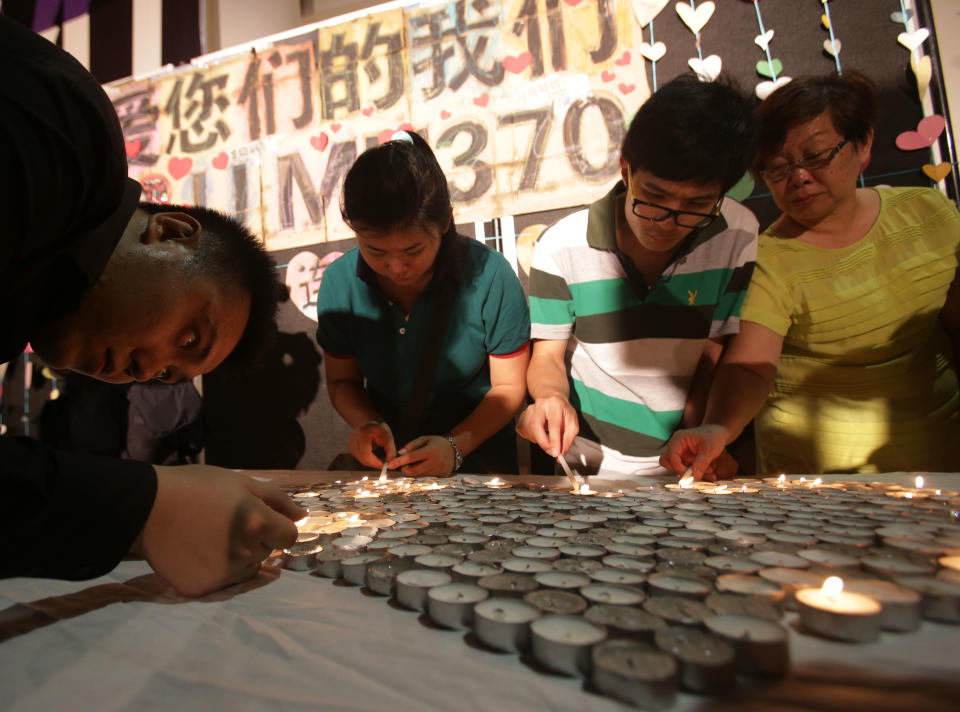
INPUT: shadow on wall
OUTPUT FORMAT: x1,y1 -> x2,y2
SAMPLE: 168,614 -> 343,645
203,330 -> 322,469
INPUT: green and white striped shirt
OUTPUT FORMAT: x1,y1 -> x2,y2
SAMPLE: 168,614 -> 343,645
528,183 -> 758,475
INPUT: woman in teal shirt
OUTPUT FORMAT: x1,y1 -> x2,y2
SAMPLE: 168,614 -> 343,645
316,132 -> 530,476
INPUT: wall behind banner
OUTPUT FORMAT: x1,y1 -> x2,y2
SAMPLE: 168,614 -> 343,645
109,0 -> 952,472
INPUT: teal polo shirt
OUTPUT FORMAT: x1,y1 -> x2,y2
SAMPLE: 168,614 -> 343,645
316,234 -> 530,471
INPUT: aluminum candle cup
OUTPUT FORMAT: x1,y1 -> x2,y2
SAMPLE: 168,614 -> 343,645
473,597 -> 542,652
705,593 -> 781,621
534,571 -> 591,590
414,553 -> 462,573
427,583 -> 489,629
395,569 -> 452,612
501,557 -> 554,574
844,579 -> 922,632
654,627 -> 736,693
704,614 -> 790,678
646,573 -> 711,599
895,576 -> 960,623
281,531 -> 322,571
591,641 -> 677,710
341,553 -> 386,586
795,577 -> 882,642
589,568 -> 646,587
367,561 -> 402,596
530,614 -> 607,677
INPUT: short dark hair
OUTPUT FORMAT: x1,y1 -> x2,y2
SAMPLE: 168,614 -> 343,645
340,131 -> 455,240
139,201 -> 280,375
621,74 -> 756,192
753,70 -> 877,174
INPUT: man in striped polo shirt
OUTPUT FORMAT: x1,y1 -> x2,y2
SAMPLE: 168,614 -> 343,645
517,75 -> 759,478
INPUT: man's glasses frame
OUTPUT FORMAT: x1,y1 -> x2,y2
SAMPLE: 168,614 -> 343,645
760,138 -> 849,183
626,171 -> 723,230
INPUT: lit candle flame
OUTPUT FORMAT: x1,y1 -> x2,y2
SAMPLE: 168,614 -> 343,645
678,475 -> 694,489
295,516 -> 309,528
799,477 -> 807,483
714,484 -> 728,493
578,484 -> 594,495
360,476 -> 368,482
378,472 -> 388,483
904,491 -> 914,499
488,477 -> 502,486
812,477 -> 822,486
777,474 -> 786,484
822,576 -> 844,595
741,485 -> 747,493
915,476 -> 924,490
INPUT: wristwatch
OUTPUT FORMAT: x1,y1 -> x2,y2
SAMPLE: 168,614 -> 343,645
445,434 -> 463,472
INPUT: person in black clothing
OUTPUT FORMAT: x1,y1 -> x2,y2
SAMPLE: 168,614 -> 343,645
0,15 -> 304,596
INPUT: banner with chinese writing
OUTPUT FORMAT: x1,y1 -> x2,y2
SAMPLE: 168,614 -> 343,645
106,0 -> 650,251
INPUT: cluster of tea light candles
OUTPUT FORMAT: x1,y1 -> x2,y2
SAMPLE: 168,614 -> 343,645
277,472 -> 959,709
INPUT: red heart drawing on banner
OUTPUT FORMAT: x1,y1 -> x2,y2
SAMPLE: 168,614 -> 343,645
895,114 -> 946,150
563,0 -> 583,6
441,110 -> 451,119
311,133 -> 330,151
503,51 -> 532,74
473,92 -> 490,107
615,51 -> 631,66
124,140 -> 141,158
167,156 -> 193,180
619,83 -> 636,95
330,123 -> 342,132
211,152 -> 229,170
361,106 -> 375,117
601,70 -> 615,82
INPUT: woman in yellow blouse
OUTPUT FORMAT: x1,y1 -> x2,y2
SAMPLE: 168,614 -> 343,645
661,70 -> 960,476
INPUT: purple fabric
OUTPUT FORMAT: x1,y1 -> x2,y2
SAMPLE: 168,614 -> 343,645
32,0 -> 90,32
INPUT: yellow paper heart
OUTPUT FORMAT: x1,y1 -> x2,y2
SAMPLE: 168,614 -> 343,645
821,13 -> 830,29
911,55 -> 932,100
923,163 -> 951,182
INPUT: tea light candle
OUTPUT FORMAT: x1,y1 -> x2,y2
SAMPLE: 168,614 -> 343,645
894,576 -> 960,623
591,640 -> 677,710
473,597 -> 541,652
714,574 -> 785,603
795,576 -> 882,642
451,560 -> 504,583
646,573 -> 712,599
414,553 -> 462,573
477,572 -> 539,598
704,556 -> 761,575
315,548 -> 351,578
589,568 -> 646,587
749,551 -> 810,569
427,583 -> 489,629
523,589 -> 588,615
509,545 -> 561,561
341,553 -> 386,586
500,557 -> 553,575
643,595 -> 712,627
705,592 -> 780,621
395,569 -> 452,612
367,561 -> 403,596
704,614 -> 790,678
585,604 -> 669,641
530,614 -> 607,677
281,532 -> 322,571
654,627 -> 736,693
844,579 -> 922,632
535,571 -> 591,590
797,548 -> 860,569
580,583 -> 646,607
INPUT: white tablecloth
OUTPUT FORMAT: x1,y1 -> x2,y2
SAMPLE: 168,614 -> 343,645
1,472 -> 958,712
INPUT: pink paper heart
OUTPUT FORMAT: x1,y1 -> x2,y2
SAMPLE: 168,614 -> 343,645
330,123 -> 342,132
167,156 -> 193,180
473,92 -> 490,107
361,106 -> 375,117
503,51 -> 532,74
441,109 -> 451,119
311,133 -> 329,151
615,51 -> 631,66
895,114 -> 946,150
211,151 -> 229,170
618,83 -> 636,95
601,70 -> 615,82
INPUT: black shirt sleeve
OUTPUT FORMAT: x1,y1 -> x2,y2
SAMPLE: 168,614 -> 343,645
0,437 -> 157,580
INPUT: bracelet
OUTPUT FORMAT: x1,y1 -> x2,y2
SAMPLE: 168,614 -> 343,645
445,435 -> 463,472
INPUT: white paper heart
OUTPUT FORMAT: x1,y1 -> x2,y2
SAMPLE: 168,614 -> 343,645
898,28 -> 930,52
754,30 -> 774,51
631,0 -> 671,28
756,76 -> 792,100
688,54 -> 722,82
676,1 -> 715,35
639,41 -> 667,62
823,38 -> 841,57
890,10 -> 913,23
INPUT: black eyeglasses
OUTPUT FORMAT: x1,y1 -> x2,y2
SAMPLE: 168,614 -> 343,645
626,172 -> 722,229
760,139 -> 848,183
